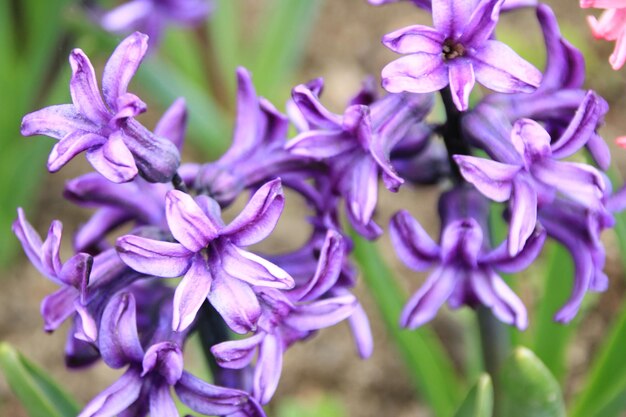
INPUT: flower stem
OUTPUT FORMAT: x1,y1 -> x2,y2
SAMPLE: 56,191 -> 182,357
477,306 -> 509,416
439,87 -> 472,181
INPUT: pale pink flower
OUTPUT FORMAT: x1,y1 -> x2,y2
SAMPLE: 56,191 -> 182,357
581,0 -> 626,69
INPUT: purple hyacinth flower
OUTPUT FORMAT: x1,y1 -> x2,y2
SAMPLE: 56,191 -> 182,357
12,209 -> 92,333
390,188 -> 545,329
381,0 -> 542,110
117,179 -> 295,333
80,292 -> 264,417
286,80 -> 433,238
101,0 -> 213,47
211,232 -> 357,404
21,32 -> 181,183
195,67 -> 313,206
369,0 -> 537,11
454,117 -> 606,255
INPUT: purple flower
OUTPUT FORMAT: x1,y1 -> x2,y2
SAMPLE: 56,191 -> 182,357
79,292 -> 264,417
195,67 -> 313,206
101,0 -> 213,46
380,0 -> 542,110
286,80 -> 433,238
117,179 -> 295,333
211,231 -> 357,404
369,0 -> 537,11
454,117 -> 606,255
390,188 -> 545,329
21,32 -> 181,183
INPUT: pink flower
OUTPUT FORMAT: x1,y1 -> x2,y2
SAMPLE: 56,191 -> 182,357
581,0 -> 626,69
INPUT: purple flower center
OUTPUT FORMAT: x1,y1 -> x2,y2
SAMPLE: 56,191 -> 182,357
442,38 -> 466,61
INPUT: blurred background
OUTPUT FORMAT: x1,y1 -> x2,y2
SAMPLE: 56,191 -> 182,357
2,0 -> 626,416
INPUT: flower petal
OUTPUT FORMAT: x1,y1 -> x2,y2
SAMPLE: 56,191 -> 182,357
400,266 -> 457,329
291,83 -> 342,129
21,104 -> 97,140
432,0 -> 474,35
102,32 -> 149,110
165,190 -> 220,252
454,155 -> 519,202
285,294 -> 357,331
69,49 -> 109,124
481,227 -> 546,273
211,332 -> 265,369
208,272 -> 261,334
508,177 -> 538,256
381,25 -> 444,54
382,53 -> 448,94
471,269 -> 528,329
155,98 -> 187,149
286,130 -> 355,159
221,245 -> 295,289
390,210 -> 440,270
85,132 -> 138,183
99,292 -> 145,368
40,287 -> 78,332
346,156 -> 379,225
448,61 -> 475,111
78,368 -> 143,417
48,131 -> 107,173
222,178 -> 284,246
459,0 -> 504,46
254,333 -> 283,405
149,383 -> 178,417
172,255 -> 213,332
472,40 -> 542,93
116,235 -> 193,277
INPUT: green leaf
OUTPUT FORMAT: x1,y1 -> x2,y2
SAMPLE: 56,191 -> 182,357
453,374 -> 493,417
249,0 -> 322,102
351,233 -> 463,417
0,343 -> 80,417
499,347 -> 566,417
208,0 -> 241,100
532,243 -> 576,381
277,394 -> 347,417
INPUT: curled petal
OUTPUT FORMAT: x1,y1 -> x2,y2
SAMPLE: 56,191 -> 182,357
508,177 -> 538,256
102,32 -> 149,110
59,253 -> 93,299
149,383 -> 178,417
13,208 -> 44,273
211,332 -> 265,369
454,155 -> 519,202
222,179 -> 285,246
400,266 -> 457,329
347,300 -> 374,359
78,368 -> 143,417
85,132 -> 138,183
21,104 -> 96,140
291,84 -> 342,129
99,292 -> 144,368
382,53 -> 448,94
166,190 -> 220,251
459,0 -> 504,46
381,25 -> 444,54
172,255 -> 212,332
482,227 -> 546,273
346,156 -> 379,225
222,245 -> 295,290
142,342 -> 184,385
155,98 -> 187,149
471,269 -> 528,329
116,235 -> 193,277
286,130 -> 355,159
510,118 -> 552,165
285,295 -> 357,331
48,131 -> 106,173
101,1 -> 152,32
69,49 -> 109,124
208,273 -> 261,334
40,287 -> 78,332
254,334 -> 283,405
390,210 -> 440,270
41,221 -> 63,277
448,61 -> 475,111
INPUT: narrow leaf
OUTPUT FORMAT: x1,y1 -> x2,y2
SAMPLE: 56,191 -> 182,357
499,347 -> 566,417
453,374 -> 493,417
351,233 -> 463,417
0,342 -> 80,417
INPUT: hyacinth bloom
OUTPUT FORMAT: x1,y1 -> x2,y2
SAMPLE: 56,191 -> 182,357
581,0 -> 626,69
102,0 -> 213,46
286,81 -> 432,238
211,231 -> 357,404
454,118 -> 606,255
79,292 -> 264,417
369,0 -> 538,11
117,179 -> 295,333
390,189 -> 545,329
381,0 -> 542,110
21,32 -> 181,183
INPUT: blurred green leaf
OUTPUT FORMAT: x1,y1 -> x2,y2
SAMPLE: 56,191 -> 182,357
277,394 -> 347,417
499,347 -> 566,417
532,243 -> 575,382
453,374 -> 493,417
0,343 -> 80,417
351,233 -> 463,417
249,0 -> 322,102
208,0 -> 241,100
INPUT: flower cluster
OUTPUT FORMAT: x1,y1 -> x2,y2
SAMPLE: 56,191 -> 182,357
14,0 -> 625,414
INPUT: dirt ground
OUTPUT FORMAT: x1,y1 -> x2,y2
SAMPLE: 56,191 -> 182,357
2,1 -> 626,416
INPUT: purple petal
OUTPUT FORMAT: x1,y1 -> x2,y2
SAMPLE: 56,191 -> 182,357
510,119 -> 552,165
481,227 -> 546,273
448,61 -> 475,111
471,269 -> 528,329
211,332 -> 265,369
110,93 -> 147,123
48,131 -> 107,172
221,179 -> 284,246
554,246 -> 593,323
550,92 -> 602,159
291,84 -> 342,129
101,0 -> 153,32
508,177 -> 538,256
12,208 -> 44,273
172,255 -> 213,332
149,383 -> 178,417
400,266 -> 457,328
454,155 -> 519,202
155,98 -> 187,149
40,287 -> 78,332
432,0 -> 474,35
166,190 -> 220,252
74,303 -> 98,343
85,132 -> 138,183
587,133 -> 611,171
440,219 -> 483,267
472,40 -> 542,93
116,235 -> 193,277
254,333 -> 283,405
346,156 -> 379,225
390,210 -> 440,270
21,104 -> 96,140
74,208 -> 131,253
381,53 -> 448,94
41,221 -> 63,277
347,300 -> 374,359
69,49 -> 110,124
102,32 -> 149,110
285,295 -> 357,331
208,272 -> 261,334
99,292 -> 144,368
175,371 -> 255,416
459,0 -> 504,46
59,253 -> 93,299
382,25 -> 444,54
221,245 -> 294,289
78,368 -> 143,417
142,342 -> 184,385
286,130 -> 355,159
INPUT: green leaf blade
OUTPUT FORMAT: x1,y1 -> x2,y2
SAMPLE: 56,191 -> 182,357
453,374 -> 493,417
